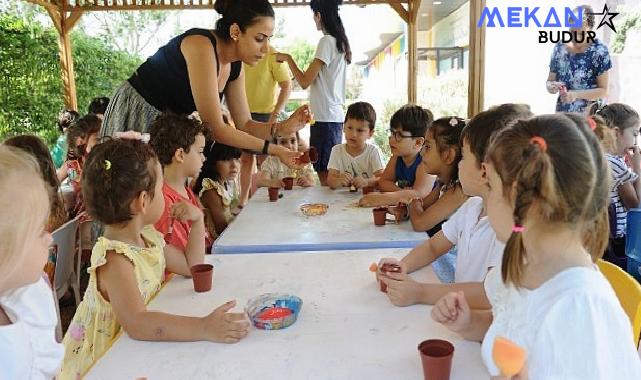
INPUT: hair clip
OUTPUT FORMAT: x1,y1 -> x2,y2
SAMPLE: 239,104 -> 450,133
529,136 -> 547,152
449,117 -> 459,127
104,159 -> 112,170
512,224 -> 525,233
587,117 -> 597,131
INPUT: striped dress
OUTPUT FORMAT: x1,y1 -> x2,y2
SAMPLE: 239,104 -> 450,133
607,154 -> 638,238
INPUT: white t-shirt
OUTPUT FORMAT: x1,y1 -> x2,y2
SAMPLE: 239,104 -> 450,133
441,197 -> 504,282
482,265 -> 641,379
310,35 -> 347,122
260,156 -> 314,180
327,143 -> 385,178
0,277 -> 64,379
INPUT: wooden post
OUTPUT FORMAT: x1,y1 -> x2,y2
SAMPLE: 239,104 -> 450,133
45,1 -> 83,111
407,0 -> 420,104
468,0 -> 485,117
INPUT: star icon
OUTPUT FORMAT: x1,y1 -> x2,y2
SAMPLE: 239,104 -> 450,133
588,4 -> 619,33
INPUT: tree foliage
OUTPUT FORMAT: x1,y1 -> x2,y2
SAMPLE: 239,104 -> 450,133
0,9 -> 141,145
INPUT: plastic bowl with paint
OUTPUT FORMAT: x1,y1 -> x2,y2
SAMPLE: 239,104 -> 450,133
246,293 -> 303,330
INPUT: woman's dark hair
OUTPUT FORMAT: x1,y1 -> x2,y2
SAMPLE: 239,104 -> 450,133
194,141 -> 241,195
589,102 -> 640,132
67,114 -> 102,158
83,139 -> 159,225
214,0 -> 275,41
88,96 -> 110,115
574,5 -> 595,30
310,0 -> 352,63
57,109 -> 80,133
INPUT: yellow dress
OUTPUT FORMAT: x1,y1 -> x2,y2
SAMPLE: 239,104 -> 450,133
59,225 -> 166,379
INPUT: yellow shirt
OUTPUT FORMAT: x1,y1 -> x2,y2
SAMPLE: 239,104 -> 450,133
59,226 -> 166,379
244,47 -> 291,114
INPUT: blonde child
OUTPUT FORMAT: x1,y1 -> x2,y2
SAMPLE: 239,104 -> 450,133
150,113 -> 210,264
407,117 -> 468,234
590,103 -> 641,265
194,142 -> 243,239
258,131 -> 316,188
378,104 -> 532,308
359,105 -> 435,207
431,114 -> 641,378
60,139 -> 249,379
0,145 -> 63,378
327,102 -> 384,190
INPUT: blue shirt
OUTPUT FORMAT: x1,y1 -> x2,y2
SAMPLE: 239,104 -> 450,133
549,39 -> 611,113
395,154 -> 422,189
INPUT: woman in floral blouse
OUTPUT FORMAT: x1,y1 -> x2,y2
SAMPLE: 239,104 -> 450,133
546,4 -> 612,114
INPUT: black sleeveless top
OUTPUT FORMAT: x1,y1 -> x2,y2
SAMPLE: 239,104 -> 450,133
128,28 -> 242,114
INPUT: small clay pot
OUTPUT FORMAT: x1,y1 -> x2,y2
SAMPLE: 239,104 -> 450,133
298,147 -> 318,164
190,264 -> 213,293
283,177 -> 294,190
373,207 -> 388,226
362,185 -> 376,195
268,187 -> 280,202
379,263 -> 402,293
418,339 -> 454,380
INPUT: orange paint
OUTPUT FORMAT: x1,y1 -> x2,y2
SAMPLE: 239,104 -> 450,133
492,337 -> 526,377
257,307 -> 293,321
369,263 -> 378,272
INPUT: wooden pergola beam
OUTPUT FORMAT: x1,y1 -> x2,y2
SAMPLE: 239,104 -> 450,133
406,0 -> 420,104
468,0 -> 485,117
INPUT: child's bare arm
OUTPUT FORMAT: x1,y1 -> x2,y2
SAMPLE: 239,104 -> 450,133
201,189 -> 229,236
402,231 -> 453,273
619,181 -> 641,209
409,186 -> 467,232
377,157 -> 401,192
412,169 -> 436,199
56,164 -> 68,182
98,251 -> 249,343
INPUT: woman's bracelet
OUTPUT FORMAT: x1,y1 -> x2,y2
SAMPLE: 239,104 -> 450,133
262,140 -> 271,155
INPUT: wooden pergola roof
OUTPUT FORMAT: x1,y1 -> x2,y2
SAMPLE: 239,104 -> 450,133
25,0 -> 485,116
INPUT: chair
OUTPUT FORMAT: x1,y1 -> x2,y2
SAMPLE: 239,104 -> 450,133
597,259 -> 641,347
51,217 -> 81,306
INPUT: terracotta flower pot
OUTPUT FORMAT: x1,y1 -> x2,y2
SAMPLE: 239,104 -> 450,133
283,177 -> 294,190
379,263 -> 402,293
298,147 -> 318,164
373,207 -> 388,226
268,187 -> 280,202
190,264 -> 213,293
418,339 -> 454,380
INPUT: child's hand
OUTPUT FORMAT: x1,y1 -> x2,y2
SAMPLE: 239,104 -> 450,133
376,258 -> 407,280
297,176 -> 315,187
380,271 -> 422,306
271,179 -> 285,188
409,197 -> 423,211
359,193 -> 387,207
431,291 -> 471,333
170,200 -> 203,222
352,176 -> 368,189
388,203 -> 408,224
627,145 -> 641,171
202,300 -> 250,343
339,172 -> 354,187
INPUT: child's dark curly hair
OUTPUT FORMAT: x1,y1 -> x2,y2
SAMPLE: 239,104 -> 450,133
429,117 -> 466,184
67,114 -> 101,158
193,141 -> 241,195
390,104 -> 434,137
82,139 -> 159,225
149,112 -> 207,167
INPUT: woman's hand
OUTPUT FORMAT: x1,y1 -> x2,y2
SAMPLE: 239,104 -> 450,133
560,90 -> 577,104
271,144 -> 303,169
431,291 -> 472,334
546,80 -> 564,94
280,105 -> 314,135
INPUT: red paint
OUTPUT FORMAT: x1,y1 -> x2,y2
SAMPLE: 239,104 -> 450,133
257,307 -> 292,320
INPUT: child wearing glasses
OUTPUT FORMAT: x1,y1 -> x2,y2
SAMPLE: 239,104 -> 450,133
359,104 -> 435,207
257,131 -> 316,188
327,102 -> 385,190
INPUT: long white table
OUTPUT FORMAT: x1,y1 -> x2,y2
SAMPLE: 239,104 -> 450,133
86,249 -> 488,379
214,187 -> 427,253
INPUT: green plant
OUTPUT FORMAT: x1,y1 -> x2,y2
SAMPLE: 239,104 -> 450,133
611,5 -> 641,54
418,69 -> 468,118
373,99 -> 403,161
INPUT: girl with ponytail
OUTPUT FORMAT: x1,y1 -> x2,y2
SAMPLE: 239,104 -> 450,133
276,0 -> 351,185
431,114 -> 641,378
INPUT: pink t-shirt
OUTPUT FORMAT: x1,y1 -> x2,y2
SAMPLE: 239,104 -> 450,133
154,182 -> 210,252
